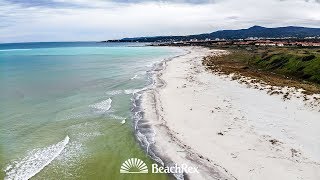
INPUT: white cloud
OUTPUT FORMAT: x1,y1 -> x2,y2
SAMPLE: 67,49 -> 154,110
0,0 -> 320,43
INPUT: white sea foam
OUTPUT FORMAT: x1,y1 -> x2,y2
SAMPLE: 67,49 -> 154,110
109,114 -> 126,120
106,89 -> 144,96
109,114 -> 127,124
124,88 -> 144,95
130,74 -> 140,80
89,98 -> 112,113
5,136 -> 70,180
105,90 -> 123,96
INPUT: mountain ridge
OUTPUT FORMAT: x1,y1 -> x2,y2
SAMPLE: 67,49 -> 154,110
116,26 -> 320,42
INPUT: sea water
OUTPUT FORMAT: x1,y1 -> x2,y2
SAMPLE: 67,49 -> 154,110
0,42 -> 183,180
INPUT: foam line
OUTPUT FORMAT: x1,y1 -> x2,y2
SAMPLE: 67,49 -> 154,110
5,136 -> 70,180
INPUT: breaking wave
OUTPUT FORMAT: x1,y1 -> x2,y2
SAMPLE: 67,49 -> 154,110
106,88 -> 146,96
4,136 -> 70,180
89,98 -> 112,113
105,90 -> 123,96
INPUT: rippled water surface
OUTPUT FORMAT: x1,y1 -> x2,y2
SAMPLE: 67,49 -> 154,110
0,42 -> 182,179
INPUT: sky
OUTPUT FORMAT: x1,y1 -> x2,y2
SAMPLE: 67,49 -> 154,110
0,0 -> 320,43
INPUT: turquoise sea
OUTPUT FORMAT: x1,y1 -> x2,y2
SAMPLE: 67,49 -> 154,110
0,42 -> 182,179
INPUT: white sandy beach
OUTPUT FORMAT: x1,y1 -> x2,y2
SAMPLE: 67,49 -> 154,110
141,47 -> 320,180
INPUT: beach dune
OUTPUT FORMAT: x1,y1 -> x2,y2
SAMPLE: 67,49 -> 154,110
142,47 -> 320,180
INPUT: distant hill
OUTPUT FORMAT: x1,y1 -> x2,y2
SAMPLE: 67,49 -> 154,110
114,26 -> 320,42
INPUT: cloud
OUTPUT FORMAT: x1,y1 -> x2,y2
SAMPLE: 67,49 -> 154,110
113,0 -> 218,4
3,0 -> 84,8
3,0 -> 218,8
0,0 -> 320,43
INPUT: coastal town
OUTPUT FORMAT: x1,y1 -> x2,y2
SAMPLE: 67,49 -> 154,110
155,38 -> 320,47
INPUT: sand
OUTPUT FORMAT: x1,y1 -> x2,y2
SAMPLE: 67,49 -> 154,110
141,47 -> 320,180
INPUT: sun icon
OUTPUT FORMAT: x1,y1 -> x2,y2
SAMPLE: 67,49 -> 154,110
120,158 -> 148,174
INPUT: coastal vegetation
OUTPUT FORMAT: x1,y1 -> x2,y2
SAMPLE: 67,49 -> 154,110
203,47 -> 320,94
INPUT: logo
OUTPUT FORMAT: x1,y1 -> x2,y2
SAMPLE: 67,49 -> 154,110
120,158 -> 148,174
152,163 -> 199,174
120,158 -> 200,175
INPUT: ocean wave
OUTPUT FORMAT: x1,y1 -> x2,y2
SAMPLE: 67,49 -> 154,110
124,88 -> 146,95
109,114 -> 126,120
105,90 -> 123,96
109,114 -> 127,124
106,88 -> 145,96
0,49 -> 32,52
4,136 -> 70,180
124,89 -> 140,95
89,98 -> 112,113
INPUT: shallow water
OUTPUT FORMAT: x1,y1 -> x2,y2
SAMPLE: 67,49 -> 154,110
0,42 -> 182,179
